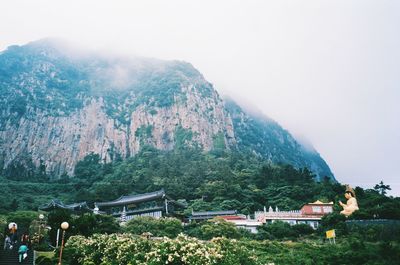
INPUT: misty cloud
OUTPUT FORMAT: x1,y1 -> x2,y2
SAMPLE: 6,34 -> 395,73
1,0 -> 399,195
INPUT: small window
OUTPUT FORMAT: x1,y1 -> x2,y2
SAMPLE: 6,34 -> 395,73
312,206 -> 322,213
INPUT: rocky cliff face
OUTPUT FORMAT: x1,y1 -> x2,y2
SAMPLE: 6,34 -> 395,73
0,39 -> 333,180
1,100 -> 127,175
128,84 -> 235,154
0,89 -> 234,176
0,40 -> 235,176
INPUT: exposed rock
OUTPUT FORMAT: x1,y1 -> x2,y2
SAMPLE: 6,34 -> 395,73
0,39 -> 334,180
0,88 -> 235,176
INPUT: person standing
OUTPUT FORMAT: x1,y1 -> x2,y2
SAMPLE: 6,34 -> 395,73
9,223 -> 18,246
18,243 -> 29,263
4,235 -> 12,250
21,233 -> 31,248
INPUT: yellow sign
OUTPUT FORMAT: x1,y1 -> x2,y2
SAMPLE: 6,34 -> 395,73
326,229 -> 335,239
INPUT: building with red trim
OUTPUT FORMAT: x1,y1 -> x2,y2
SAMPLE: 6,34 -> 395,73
255,200 -> 334,229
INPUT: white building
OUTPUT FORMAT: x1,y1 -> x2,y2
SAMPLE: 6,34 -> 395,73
254,201 -> 334,229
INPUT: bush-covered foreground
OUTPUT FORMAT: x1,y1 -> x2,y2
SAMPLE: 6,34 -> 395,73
2,210 -> 400,264
63,233 -> 256,265
62,233 -> 400,265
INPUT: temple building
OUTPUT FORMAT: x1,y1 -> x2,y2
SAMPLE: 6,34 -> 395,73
219,215 -> 263,234
39,199 -> 93,213
189,210 -> 238,222
189,210 -> 263,234
94,189 -> 186,222
255,200 -> 334,229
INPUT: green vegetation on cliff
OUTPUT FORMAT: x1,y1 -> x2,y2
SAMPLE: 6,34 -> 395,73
0,147 -> 399,265
1,147 -> 399,221
0,39 -> 334,181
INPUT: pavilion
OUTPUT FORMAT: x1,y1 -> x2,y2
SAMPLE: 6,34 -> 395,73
39,199 -> 94,213
94,189 -> 186,222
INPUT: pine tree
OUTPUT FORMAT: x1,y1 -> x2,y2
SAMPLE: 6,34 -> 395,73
374,180 -> 391,195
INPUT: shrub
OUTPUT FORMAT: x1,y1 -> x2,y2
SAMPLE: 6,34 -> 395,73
145,234 -> 223,265
292,223 -> 315,236
35,256 -> 54,265
319,212 -> 348,236
6,211 -> 38,232
124,216 -> 183,238
73,213 -> 120,236
64,233 -> 261,265
198,218 -> 241,240
64,233 -> 152,265
258,221 -> 297,240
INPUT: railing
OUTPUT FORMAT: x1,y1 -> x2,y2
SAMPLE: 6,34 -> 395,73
111,207 -> 164,217
255,210 -> 302,218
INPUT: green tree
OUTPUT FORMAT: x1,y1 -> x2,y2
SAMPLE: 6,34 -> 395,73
292,223 -> 315,237
257,221 -> 297,240
47,210 -> 72,246
0,215 -> 7,239
124,216 -> 183,238
198,217 -> 241,240
319,212 -> 348,236
73,213 -> 120,236
74,153 -> 103,183
374,180 -> 391,195
6,211 -> 38,232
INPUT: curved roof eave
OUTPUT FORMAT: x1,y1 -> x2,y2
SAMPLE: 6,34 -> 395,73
95,189 -> 166,207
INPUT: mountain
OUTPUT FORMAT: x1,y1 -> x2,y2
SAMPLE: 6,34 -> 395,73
224,100 -> 333,179
0,39 -> 334,180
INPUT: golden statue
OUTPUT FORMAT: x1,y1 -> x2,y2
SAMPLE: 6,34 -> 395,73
339,185 -> 359,216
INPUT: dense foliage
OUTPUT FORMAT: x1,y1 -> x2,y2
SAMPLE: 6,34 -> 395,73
62,233 -> 259,265
185,218 -> 244,240
0,147 -> 399,264
1,147 -> 399,222
124,216 -> 183,238
2,208 -> 400,264
58,232 -> 400,265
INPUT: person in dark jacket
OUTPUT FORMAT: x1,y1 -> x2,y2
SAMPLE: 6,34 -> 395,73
4,235 -> 12,250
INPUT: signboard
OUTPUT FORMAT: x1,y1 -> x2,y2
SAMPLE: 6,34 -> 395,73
326,229 -> 336,244
326,229 -> 335,239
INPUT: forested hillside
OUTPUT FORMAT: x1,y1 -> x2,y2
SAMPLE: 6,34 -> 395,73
1,147 -> 398,220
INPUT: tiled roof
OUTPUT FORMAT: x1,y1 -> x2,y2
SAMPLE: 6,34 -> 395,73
95,190 -> 166,207
220,215 -> 247,220
191,210 -> 237,217
307,200 -> 334,205
39,200 -> 92,212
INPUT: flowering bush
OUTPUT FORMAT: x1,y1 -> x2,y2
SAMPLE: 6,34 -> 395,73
145,234 -> 222,265
64,233 -> 261,265
212,237 -> 259,265
64,233 -> 152,265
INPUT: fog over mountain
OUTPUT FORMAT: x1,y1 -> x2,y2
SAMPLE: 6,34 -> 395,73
0,0 -> 399,195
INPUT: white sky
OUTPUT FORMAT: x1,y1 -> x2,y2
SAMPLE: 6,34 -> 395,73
1,0 -> 399,196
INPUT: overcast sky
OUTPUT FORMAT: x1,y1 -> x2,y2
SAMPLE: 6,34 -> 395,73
1,0 -> 399,195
